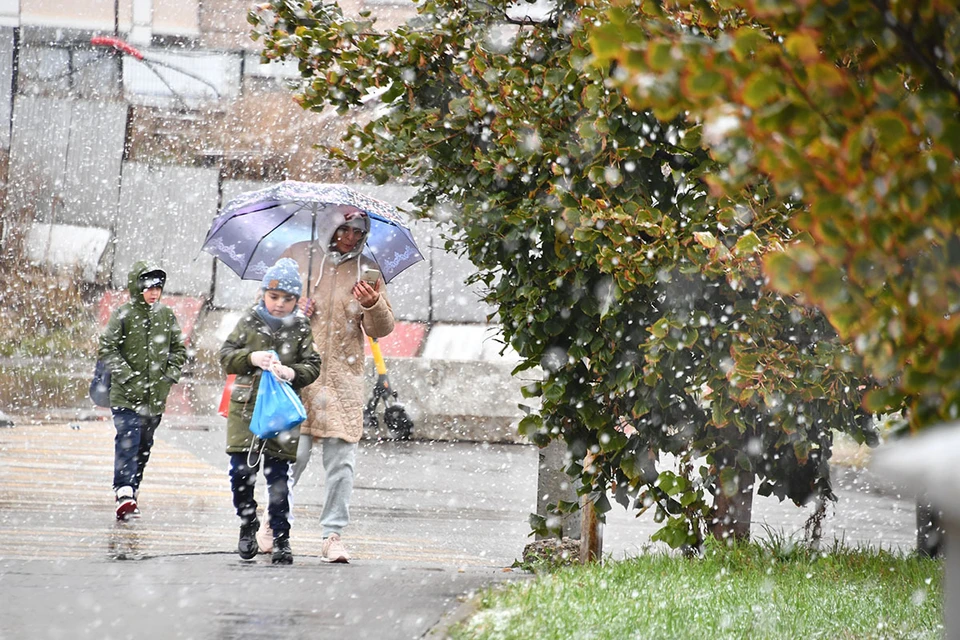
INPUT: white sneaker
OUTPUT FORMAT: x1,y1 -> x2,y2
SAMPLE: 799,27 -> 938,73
256,519 -> 273,554
321,533 -> 350,563
115,486 -> 138,521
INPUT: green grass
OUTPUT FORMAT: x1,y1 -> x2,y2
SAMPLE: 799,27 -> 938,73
452,541 -> 943,640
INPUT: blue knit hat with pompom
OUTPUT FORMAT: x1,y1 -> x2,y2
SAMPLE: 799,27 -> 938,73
261,258 -> 302,298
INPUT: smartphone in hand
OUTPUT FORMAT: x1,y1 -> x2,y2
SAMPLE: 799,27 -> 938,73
360,268 -> 381,284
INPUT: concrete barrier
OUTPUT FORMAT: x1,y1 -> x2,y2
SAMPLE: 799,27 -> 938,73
371,357 -> 533,443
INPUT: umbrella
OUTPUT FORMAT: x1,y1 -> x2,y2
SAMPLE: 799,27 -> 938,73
200,181 -> 423,289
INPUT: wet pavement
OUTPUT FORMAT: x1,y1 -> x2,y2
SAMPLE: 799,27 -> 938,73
0,417 -> 918,639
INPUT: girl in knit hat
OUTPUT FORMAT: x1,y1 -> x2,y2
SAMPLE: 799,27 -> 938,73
219,258 -> 322,564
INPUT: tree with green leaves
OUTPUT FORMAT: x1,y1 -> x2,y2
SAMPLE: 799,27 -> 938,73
591,0 -> 960,436
591,0 -> 958,556
249,0 -> 877,549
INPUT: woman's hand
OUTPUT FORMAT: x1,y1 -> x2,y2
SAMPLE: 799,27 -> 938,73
353,280 -> 380,307
299,297 -> 316,317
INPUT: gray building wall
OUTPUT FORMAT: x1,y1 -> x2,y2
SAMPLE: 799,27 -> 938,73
113,162 -> 218,295
7,96 -> 70,222
59,100 -> 127,227
7,96 -> 127,227
2,27 -> 496,324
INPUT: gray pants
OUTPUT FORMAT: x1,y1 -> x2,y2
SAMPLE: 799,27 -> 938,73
292,435 -> 357,538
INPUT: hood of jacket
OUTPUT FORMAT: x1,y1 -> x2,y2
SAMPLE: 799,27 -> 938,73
315,205 -> 370,262
126,260 -> 165,304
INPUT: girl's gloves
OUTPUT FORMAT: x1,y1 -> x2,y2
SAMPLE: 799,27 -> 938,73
249,351 -> 276,369
270,364 -> 295,382
249,351 -> 295,382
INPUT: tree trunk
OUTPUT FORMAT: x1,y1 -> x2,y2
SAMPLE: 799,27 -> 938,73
708,467 -> 755,542
580,495 -> 601,563
804,496 -> 827,550
535,440 -> 581,540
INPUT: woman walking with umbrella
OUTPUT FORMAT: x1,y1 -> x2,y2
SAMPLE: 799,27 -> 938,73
276,206 -> 395,563
201,181 -> 419,561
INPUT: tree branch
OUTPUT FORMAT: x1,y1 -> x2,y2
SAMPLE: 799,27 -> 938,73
775,57 -> 845,139
871,0 -> 960,105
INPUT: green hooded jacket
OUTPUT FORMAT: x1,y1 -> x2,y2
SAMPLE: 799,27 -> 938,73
219,305 -> 322,461
97,261 -> 188,416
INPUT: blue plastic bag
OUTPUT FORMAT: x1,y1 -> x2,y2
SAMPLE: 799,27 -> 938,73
249,366 -> 306,440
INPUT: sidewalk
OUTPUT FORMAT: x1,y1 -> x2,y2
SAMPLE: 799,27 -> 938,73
0,418 -> 535,639
0,417 -> 918,638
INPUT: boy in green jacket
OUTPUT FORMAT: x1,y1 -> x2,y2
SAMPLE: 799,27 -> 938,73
219,258 -> 321,564
98,261 -> 187,521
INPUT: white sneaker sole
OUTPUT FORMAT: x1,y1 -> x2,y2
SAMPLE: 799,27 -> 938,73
321,552 -> 349,564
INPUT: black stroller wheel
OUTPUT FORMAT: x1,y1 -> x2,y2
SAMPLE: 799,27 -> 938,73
384,405 -> 413,440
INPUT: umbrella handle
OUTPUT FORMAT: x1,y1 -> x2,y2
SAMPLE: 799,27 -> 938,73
369,337 -> 388,376
307,207 -> 317,298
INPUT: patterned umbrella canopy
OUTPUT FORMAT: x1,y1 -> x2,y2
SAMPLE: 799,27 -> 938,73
201,181 -> 423,285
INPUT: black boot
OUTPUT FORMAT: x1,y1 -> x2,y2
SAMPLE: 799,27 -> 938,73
238,518 -> 260,560
272,533 -> 293,565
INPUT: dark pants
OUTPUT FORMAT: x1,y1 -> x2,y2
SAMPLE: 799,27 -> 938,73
229,452 -> 292,538
112,408 -> 162,492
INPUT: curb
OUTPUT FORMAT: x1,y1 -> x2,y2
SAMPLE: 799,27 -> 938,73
424,592 -> 485,639
424,573 -> 532,639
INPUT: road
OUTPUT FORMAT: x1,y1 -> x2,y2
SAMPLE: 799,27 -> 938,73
0,418 -> 917,639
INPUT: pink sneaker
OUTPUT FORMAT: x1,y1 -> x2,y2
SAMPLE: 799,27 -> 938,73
321,533 -> 350,563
